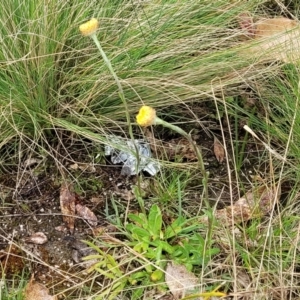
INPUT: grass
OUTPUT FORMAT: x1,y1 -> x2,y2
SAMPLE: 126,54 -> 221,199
1,0 -> 300,299
0,0 -> 261,167
0,276 -> 26,300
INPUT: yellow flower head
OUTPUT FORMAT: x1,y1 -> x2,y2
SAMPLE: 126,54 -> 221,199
79,18 -> 99,36
136,106 -> 157,127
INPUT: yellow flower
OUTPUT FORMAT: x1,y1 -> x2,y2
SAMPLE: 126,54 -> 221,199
79,18 -> 99,36
136,106 -> 157,127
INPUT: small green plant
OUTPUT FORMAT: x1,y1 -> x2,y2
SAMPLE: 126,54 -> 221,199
83,204 -> 220,299
125,204 -> 220,271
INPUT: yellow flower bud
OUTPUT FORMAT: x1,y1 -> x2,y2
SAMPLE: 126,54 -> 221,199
136,106 -> 157,127
79,18 -> 99,36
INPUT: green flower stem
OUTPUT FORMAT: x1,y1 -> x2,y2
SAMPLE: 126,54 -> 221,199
90,34 -> 123,97
155,117 -> 212,244
90,33 -> 132,131
155,117 -> 209,207
89,33 -> 140,187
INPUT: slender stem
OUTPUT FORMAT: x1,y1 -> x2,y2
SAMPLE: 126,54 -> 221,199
156,117 -> 209,208
90,34 -> 132,128
90,33 -> 141,197
90,33 -> 136,139
156,118 -> 212,251
91,35 -> 124,98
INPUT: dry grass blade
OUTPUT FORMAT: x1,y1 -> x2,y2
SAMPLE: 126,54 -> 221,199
243,125 -> 286,162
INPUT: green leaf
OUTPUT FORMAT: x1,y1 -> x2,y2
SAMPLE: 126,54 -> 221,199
155,244 -> 163,261
131,227 -> 151,242
128,213 -> 147,226
164,216 -> 186,239
144,247 -> 159,260
159,240 -> 174,254
126,223 -> 151,241
148,204 -> 162,238
129,271 -> 148,283
82,254 -> 102,261
133,242 -> 149,253
94,267 -> 116,279
151,269 -> 164,282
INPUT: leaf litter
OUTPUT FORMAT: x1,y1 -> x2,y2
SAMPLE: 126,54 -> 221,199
24,232 -> 48,245
165,261 -> 199,299
59,183 -> 76,234
213,137 -> 225,163
75,203 -> 98,227
165,261 -> 226,300
24,275 -> 57,300
59,182 -> 98,232
201,183 -> 281,225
